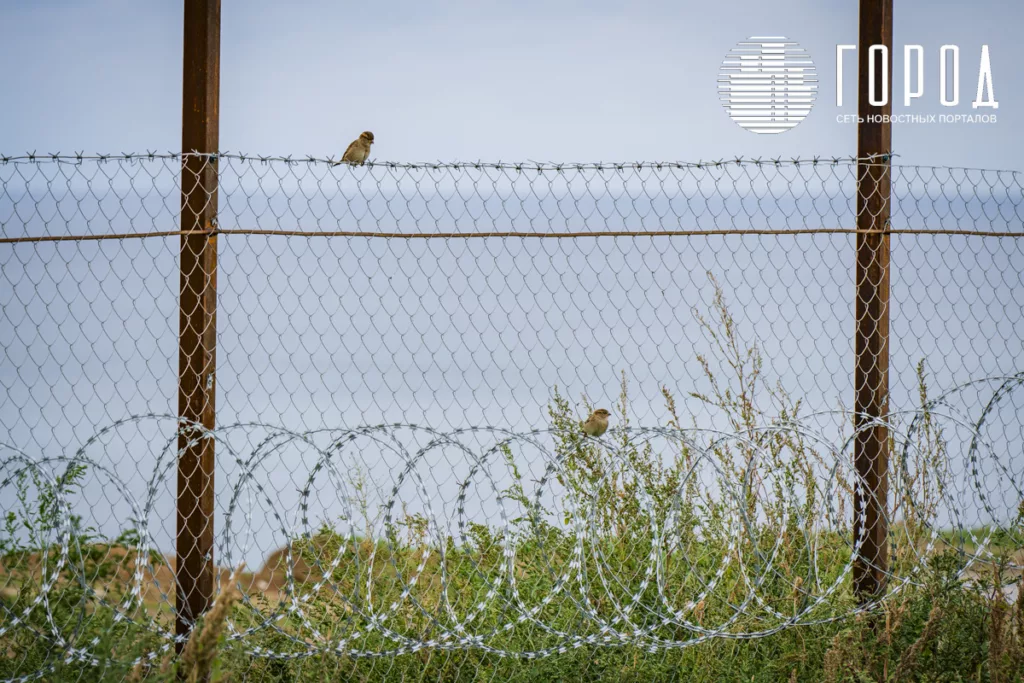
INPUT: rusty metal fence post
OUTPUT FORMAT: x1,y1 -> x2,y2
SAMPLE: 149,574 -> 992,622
853,0 -> 893,600
177,0 -> 220,648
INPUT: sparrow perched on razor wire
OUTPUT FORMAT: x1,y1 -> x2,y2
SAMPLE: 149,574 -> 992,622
337,131 -> 374,165
582,408 -> 611,437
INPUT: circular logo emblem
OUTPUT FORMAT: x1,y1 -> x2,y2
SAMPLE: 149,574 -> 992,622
719,36 -> 817,134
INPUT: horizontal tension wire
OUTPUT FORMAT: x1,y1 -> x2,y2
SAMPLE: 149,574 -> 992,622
1,226 -> 1023,244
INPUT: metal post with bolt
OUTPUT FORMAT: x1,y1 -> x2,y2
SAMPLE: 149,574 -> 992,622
176,0 -> 220,650
853,0 -> 893,600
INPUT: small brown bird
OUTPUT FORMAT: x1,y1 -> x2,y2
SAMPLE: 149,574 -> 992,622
338,131 -> 375,165
582,408 -> 611,437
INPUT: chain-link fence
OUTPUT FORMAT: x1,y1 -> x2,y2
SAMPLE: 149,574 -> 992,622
1,154 -> 1022,681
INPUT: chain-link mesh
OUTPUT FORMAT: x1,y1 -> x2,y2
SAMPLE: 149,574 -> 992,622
1,154 -> 1022,680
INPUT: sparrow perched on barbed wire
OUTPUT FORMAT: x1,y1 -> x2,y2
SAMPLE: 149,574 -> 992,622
582,408 -> 611,437
336,131 -> 374,165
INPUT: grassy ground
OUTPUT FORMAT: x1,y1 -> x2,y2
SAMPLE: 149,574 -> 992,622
2,534 -> 1023,682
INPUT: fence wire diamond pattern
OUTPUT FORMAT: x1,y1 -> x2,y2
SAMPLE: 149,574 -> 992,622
1,154 -> 1022,680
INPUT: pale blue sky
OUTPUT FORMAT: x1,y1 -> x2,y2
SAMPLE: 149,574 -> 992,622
1,0 -> 1022,168
2,1 -> 1022,458
2,2 -> 1022,559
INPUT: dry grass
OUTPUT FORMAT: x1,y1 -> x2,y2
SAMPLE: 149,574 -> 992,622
179,563 -> 244,683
